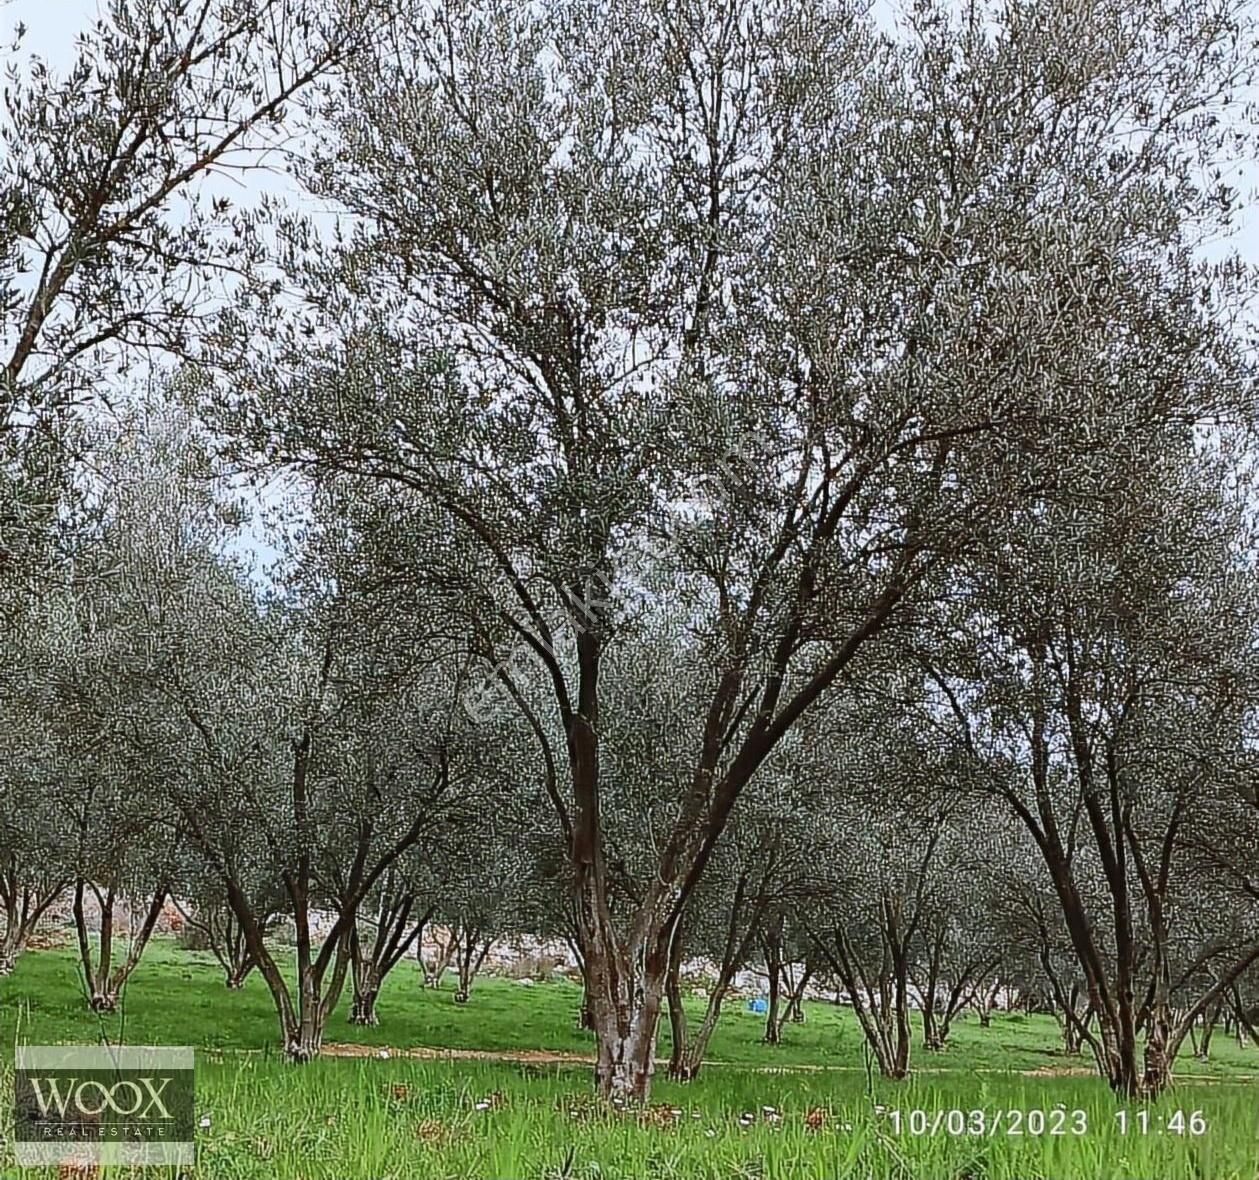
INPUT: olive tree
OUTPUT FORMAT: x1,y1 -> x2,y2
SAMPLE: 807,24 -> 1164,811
0,0 -> 396,634
153,529 -> 473,1061
20,407 -> 222,1011
0,593 -> 74,972
345,856 -> 436,1024
208,0 -> 1259,1101
909,820 -> 1007,1052
798,679 -> 977,1080
928,442 -> 1259,1096
173,851 -> 288,989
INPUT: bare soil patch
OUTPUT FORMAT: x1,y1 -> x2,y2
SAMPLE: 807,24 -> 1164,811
323,1042 -> 595,1066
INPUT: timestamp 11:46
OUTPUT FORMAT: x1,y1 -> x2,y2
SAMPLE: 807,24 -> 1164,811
1115,1109 -> 1207,1136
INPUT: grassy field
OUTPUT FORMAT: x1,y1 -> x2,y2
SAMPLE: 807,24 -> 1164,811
0,940 -> 1257,1178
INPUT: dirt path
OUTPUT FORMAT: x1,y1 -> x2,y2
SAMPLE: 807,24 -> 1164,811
319,1042 -> 1257,1082
323,1043 -> 597,1066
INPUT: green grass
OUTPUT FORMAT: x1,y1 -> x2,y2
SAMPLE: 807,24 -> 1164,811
3,1057 -> 1257,1180
1,940 -> 1257,1177
6,940 -> 1258,1078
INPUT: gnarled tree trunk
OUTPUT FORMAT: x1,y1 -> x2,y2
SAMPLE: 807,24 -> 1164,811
809,912 -> 913,1080
916,928 -> 945,1050
761,914 -> 784,1044
974,976 -> 1000,1027
174,899 -> 263,989
349,959 -> 380,1025
420,923 -> 459,988
72,879 -> 167,1012
0,867 -> 66,975
453,924 -> 494,1003
348,885 -> 432,1026
774,960 -> 813,1039
664,932 -> 688,1079
1193,999 -> 1220,1059
667,858 -> 776,1080
585,922 -> 670,1103
223,868 -> 354,1063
